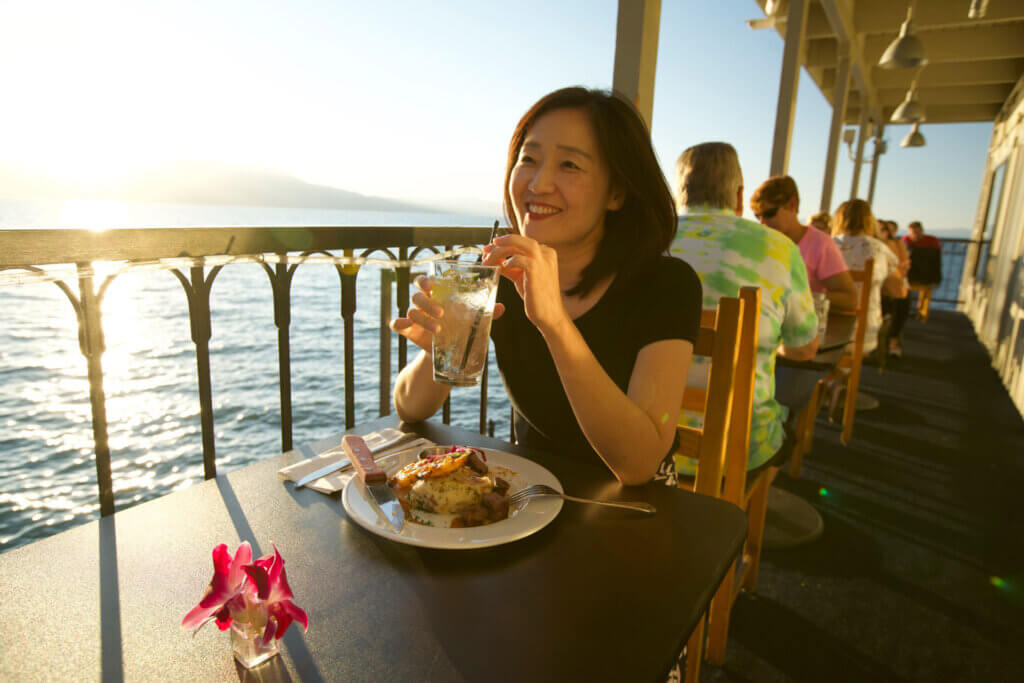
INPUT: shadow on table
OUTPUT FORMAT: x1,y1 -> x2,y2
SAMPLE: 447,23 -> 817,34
216,477 -> 325,683
99,517 -> 124,683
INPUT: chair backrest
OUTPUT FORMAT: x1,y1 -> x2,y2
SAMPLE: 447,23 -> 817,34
677,287 -> 760,499
844,257 -> 874,365
678,295 -> 743,498
722,287 -> 760,504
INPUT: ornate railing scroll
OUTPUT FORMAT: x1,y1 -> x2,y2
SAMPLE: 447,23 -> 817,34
0,225 -> 495,517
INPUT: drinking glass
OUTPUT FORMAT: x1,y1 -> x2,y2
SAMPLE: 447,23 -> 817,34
428,260 -> 500,386
812,291 -> 830,343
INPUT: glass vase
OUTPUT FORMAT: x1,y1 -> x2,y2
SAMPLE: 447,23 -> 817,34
230,621 -> 280,668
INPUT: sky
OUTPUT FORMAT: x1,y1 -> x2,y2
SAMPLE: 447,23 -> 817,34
0,0 -> 994,232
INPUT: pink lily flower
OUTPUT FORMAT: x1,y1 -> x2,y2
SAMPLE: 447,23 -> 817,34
182,541 -> 254,633
182,542 -> 308,645
242,545 -> 309,645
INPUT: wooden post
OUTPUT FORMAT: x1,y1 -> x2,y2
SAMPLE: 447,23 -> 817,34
769,0 -> 810,177
612,0 -> 662,130
820,53 -> 851,213
850,108 -> 869,200
867,125 -> 884,206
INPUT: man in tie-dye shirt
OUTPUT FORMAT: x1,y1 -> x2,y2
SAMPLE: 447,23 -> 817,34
670,142 -> 819,474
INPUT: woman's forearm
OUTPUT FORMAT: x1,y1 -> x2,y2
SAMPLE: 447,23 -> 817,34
539,319 -> 677,485
392,350 -> 452,423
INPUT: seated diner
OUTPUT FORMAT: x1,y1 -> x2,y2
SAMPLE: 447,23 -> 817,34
670,142 -> 819,476
750,175 -> 858,310
831,200 -> 899,355
391,86 -> 702,489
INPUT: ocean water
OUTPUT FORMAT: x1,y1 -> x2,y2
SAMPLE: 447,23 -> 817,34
0,200 -> 512,553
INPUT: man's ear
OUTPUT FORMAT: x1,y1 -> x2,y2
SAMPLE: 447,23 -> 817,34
607,186 -> 625,211
735,186 -> 744,216
787,196 -> 800,213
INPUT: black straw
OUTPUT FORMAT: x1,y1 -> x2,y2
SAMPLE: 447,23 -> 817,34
460,220 -> 501,371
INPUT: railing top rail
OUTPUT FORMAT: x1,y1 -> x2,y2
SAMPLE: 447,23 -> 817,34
0,225 -> 494,267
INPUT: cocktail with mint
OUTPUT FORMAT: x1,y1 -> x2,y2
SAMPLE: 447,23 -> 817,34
429,260 -> 499,386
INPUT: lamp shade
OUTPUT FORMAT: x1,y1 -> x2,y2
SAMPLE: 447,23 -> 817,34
891,88 -> 926,123
878,18 -> 928,69
901,123 -> 926,148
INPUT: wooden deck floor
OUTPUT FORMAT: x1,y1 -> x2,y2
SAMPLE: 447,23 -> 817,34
704,310 -> 1024,682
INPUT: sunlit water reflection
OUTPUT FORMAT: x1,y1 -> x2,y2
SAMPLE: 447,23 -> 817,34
1,207 -> 510,553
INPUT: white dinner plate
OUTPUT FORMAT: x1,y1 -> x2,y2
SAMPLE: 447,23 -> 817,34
341,447 -> 563,549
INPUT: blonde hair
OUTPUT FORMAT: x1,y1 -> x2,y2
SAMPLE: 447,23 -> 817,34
810,211 -> 831,230
674,142 -> 743,211
750,175 -> 799,218
832,199 -> 875,237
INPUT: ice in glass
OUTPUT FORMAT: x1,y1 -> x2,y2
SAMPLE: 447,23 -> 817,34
429,260 -> 499,386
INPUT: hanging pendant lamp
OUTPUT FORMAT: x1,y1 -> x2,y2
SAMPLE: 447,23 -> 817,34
900,122 -> 926,148
891,79 -> 926,123
879,5 -> 928,69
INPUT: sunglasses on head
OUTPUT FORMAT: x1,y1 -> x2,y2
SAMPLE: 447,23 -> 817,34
755,207 -> 779,221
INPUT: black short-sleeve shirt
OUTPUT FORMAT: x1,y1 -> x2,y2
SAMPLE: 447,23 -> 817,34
490,255 -> 702,468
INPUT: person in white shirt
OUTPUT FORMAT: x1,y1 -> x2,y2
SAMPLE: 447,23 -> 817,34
831,199 -> 899,355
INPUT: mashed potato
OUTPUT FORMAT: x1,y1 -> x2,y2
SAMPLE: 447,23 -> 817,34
407,466 -> 494,514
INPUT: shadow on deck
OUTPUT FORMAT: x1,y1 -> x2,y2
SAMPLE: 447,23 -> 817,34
705,310 -> 1024,682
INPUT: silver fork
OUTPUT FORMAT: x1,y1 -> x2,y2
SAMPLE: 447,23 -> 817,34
509,484 -> 656,515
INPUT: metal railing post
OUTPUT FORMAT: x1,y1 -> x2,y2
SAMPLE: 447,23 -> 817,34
76,266 -> 115,516
338,251 -> 360,430
172,265 -> 222,480
380,269 -> 393,416
263,263 -> 296,452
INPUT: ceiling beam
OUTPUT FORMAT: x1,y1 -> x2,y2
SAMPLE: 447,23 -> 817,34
807,23 -> 1024,68
852,0 -> 1024,35
821,58 -> 1024,90
848,83 -> 1014,108
817,0 -> 882,125
845,102 -> 1003,125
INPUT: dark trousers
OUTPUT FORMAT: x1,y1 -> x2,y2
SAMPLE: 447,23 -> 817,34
882,296 -> 911,339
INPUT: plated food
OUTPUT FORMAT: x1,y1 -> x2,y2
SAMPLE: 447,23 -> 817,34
388,445 -> 511,527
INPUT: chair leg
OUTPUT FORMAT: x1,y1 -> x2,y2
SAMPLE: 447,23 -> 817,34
788,381 -> 823,478
841,366 -> 861,445
706,562 -> 735,665
684,616 -> 705,683
743,474 -> 773,591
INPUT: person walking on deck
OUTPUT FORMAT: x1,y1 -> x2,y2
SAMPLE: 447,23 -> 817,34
879,220 -> 912,356
670,142 -> 819,476
902,220 -> 943,321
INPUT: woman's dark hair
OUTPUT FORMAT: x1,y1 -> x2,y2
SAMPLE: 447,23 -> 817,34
502,86 -> 676,297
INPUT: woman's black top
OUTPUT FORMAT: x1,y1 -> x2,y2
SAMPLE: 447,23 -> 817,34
490,255 -> 702,481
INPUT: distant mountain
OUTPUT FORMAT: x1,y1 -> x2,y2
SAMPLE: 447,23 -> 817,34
0,161 -> 440,214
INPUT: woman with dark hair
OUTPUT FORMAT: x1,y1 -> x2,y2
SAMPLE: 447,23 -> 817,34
391,86 -> 701,487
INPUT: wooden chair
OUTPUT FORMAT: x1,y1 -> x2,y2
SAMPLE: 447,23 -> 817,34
789,258 -> 873,475
678,287 -> 769,680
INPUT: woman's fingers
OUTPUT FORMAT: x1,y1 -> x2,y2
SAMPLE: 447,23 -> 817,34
492,302 -> 506,321
407,307 -> 442,334
411,290 -> 443,318
390,315 -> 434,351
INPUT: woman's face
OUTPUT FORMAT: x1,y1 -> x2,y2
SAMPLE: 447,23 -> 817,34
508,107 -> 622,249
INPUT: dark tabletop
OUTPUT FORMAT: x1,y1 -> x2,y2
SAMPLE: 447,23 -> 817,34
777,310 -> 856,371
0,418 -> 747,683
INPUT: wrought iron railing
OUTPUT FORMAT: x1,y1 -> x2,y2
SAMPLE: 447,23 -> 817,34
0,226 -> 494,516
934,237 -> 986,305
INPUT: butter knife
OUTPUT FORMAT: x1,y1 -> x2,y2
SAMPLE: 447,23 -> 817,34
345,434 -> 405,533
294,429 -> 408,489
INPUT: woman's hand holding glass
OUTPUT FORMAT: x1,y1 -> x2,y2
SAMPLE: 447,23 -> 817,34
482,234 -> 569,336
389,274 -> 506,351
